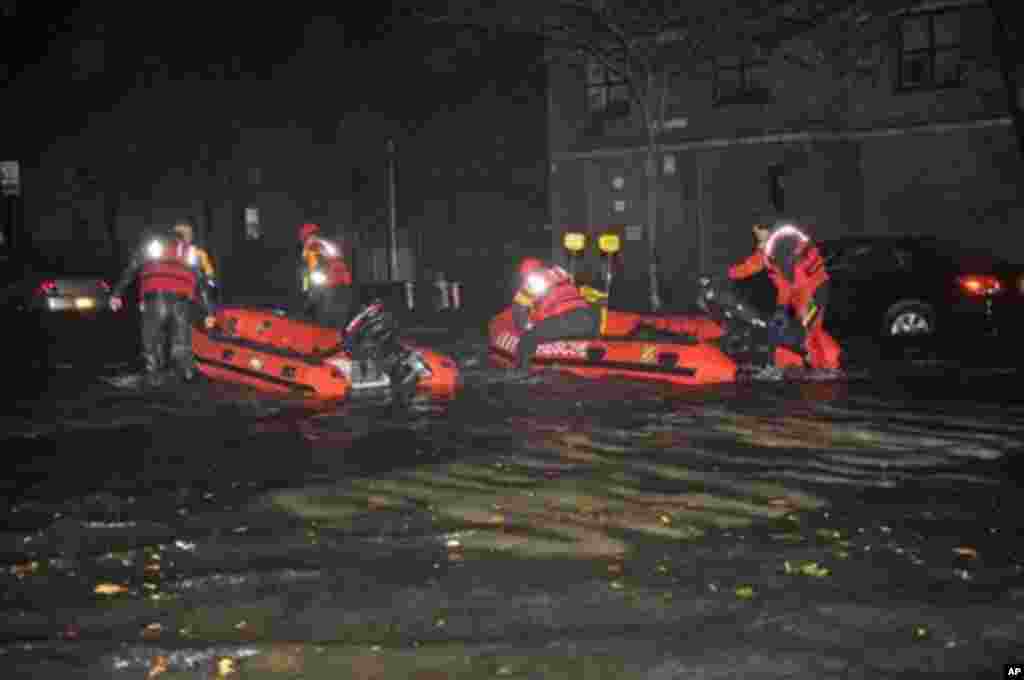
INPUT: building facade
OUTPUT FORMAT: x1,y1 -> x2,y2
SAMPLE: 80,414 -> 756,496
546,1 -> 1024,307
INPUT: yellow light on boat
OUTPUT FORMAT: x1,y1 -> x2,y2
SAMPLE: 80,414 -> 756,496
563,232 -> 586,253
75,297 -> 95,310
598,233 -> 621,254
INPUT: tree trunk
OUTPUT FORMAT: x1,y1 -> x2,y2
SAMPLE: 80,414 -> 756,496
988,0 -> 1024,160
641,79 -> 662,312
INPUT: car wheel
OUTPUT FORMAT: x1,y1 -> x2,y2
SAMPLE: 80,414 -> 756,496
884,301 -> 935,337
883,301 -> 937,361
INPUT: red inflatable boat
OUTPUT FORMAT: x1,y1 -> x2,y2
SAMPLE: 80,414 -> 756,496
193,303 -> 459,399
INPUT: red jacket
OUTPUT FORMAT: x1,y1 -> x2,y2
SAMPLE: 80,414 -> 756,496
728,238 -> 827,314
303,236 -> 352,288
139,238 -> 200,300
513,265 -> 589,325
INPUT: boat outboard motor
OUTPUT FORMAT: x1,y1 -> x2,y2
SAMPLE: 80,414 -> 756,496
696,275 -> 767,329
343,300 -> 432,395
695,276 -> 808,362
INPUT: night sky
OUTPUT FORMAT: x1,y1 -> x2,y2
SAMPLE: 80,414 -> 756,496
4,4 -> 417,164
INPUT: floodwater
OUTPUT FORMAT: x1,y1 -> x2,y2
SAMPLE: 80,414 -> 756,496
3,326 -> 1024,679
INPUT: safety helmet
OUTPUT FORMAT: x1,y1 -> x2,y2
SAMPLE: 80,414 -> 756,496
518,257 -> 544,278
298,222 -> 320,241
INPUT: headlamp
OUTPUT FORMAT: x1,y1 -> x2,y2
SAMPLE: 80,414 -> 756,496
764,224 -> 807,260
146,240 -> 164,259
310,270 -> 328,286
526,273 -> 548,296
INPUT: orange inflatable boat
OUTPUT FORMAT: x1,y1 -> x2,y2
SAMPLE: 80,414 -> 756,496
488,277 -> 806,386
193,302 -> 459,399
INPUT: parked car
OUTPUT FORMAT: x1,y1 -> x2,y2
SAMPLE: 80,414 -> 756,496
1,245 -> 135,366
733,235 -> 1024,359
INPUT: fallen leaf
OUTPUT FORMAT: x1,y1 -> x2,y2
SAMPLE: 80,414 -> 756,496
141,622 -> 163,640
146,655 -> 169,679
11,561 -> 40,579
734,585 -> 755,599
214,656 -> 238,677
953,546 -> 978,559
607,563 -> 623,575
94,582 -> 129,595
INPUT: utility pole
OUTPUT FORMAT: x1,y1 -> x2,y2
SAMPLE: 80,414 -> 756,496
386,138 -> 399,281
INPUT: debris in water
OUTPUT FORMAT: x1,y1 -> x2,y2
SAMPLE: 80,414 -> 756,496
141,622 -> 163,640
146,655 -> 169,679
10,561 -> 40,579
214,656 -> 238,677
784,560 -> 830,578
94,582 -> 129,595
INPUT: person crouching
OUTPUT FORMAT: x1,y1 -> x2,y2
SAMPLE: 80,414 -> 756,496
510,257 -> 599,377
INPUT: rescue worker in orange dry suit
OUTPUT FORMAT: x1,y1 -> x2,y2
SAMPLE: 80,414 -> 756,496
297,222 -> 353,341
510,257 -> 600,377
110,225 -> 214,385
727,219 -> 842,371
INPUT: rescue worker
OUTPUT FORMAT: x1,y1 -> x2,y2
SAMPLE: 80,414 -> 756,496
297,222 -> 353,339
727,220 -> 842,371
109,226 -> 213,385
171,219 -> 218,311
511,257 -> 600,376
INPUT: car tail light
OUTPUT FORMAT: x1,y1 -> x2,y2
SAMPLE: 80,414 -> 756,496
957,274 -> 1003,296
35,279 -> 58,296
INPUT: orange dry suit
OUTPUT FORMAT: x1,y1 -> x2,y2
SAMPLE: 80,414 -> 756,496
728,225 -> 841,370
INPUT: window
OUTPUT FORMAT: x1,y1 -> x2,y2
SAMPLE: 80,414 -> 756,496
713,48 -> 772,105
585,59 -> 630,117
898,9 -> 964,90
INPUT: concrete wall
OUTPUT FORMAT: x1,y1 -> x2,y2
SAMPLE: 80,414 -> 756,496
545,2 -> 1024,292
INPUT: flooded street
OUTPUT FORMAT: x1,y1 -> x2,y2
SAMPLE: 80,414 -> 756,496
4,327 -> 1024,679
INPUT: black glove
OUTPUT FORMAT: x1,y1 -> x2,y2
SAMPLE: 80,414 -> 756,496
769,308 -> 806,351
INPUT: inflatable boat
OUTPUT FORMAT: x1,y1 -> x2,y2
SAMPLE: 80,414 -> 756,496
488,278 -> 805,386
193,301 -> 459,399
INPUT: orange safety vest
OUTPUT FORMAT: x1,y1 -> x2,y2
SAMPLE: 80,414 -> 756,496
514,265 -> 590,324
139,238 -> 199,300
303,236 -> 352,289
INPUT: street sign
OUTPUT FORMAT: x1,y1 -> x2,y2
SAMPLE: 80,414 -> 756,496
1,161 -> 19,196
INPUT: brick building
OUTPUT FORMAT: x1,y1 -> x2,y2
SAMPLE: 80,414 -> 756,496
545,1 -> 1024,307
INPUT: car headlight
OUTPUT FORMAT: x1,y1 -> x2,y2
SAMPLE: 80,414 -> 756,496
310,270 -> 328,286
